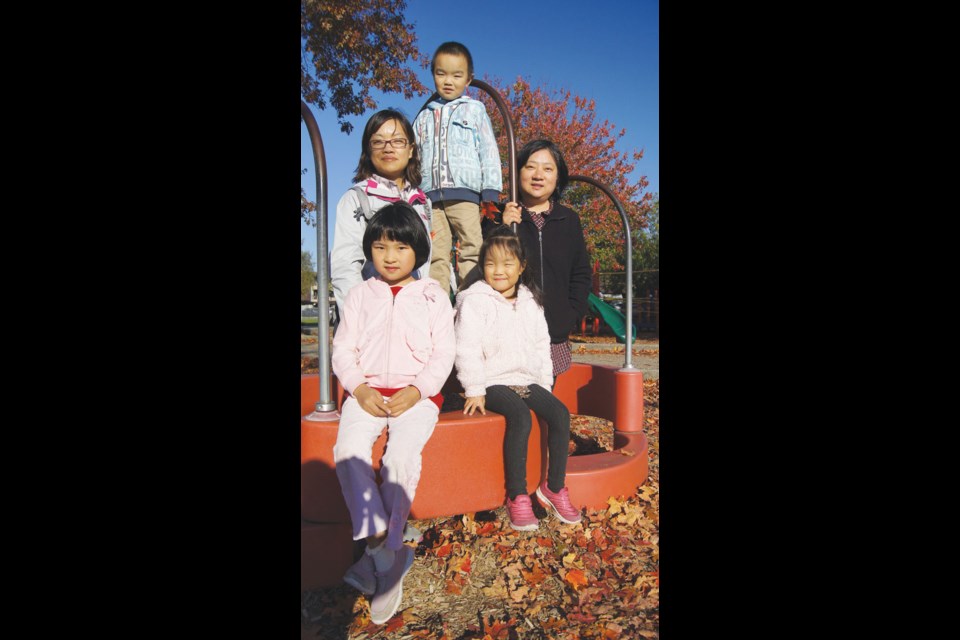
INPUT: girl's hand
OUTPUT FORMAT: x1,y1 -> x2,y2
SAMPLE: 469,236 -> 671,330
463,395 -> 486,416
353,384 -> 389,417
502,202 -> 522,226
384,385 -> 421,417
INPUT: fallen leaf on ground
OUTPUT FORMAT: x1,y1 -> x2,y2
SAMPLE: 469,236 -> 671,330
522,566 -> 548,584
384,615 -> 405,632
510,585 -> 530,602
445,578 -> 462,594
565,568 -> 589,590
451,553 -> 472,573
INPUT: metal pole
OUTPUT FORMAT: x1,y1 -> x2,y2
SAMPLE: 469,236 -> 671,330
301,101 -> 337,414
417,79 -> 517,229
568,175 -> 635,371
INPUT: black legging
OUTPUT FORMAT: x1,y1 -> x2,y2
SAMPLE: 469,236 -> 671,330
484,384 -> 570,500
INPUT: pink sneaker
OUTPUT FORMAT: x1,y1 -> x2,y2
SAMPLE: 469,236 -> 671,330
536,481 -> 582,524
506,494 -> 539,531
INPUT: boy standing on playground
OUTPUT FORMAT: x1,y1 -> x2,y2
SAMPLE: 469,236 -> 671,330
413,41 -> 503,297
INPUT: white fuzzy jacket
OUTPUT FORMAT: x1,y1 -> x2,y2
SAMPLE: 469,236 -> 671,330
454,281 -> 553,397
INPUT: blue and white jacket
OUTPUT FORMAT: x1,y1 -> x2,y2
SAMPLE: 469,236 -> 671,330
413,95 -> 502,205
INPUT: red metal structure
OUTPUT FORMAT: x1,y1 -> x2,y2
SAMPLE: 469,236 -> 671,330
300,364 -> 647,590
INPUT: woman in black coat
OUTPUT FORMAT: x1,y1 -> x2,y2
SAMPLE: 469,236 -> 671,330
498,139 -> 591,379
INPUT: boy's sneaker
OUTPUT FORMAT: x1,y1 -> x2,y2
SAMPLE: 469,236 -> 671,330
536,481 -> 583,524
343,553 -> 376,595
370,545 -> 414,625
506,494 -> 539,531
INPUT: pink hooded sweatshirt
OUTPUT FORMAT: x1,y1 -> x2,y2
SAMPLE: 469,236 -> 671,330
332,276 -> 455,398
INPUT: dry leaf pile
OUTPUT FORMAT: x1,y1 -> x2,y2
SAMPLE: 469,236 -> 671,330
301,379 -> 660,639
302,355 -> 321,374
569,335 -> 658,345
570,345 -> 659,357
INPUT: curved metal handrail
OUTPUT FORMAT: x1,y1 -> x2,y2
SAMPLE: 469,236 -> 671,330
418,79 -> 517,226
568,175 -> 636,371
300,100 -> 337,413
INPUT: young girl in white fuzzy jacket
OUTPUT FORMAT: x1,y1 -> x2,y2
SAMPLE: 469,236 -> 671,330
454,226 -> 582,531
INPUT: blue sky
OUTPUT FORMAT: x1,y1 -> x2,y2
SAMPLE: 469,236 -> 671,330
301,0 -> 659,265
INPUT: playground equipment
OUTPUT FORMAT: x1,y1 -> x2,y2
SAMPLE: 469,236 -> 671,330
588,292 -> 638,343
300,102 -> 337,422
567,174 -> 640,362
301,85 -> 648,590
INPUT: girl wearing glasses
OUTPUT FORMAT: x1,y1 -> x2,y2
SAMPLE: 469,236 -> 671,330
331,109 -> 434,318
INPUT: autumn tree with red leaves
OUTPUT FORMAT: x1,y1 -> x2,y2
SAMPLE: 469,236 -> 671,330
475,77 -> 653,271
300,1 -> 430,225
300,0 -> 429,134
300,168 -> 317,227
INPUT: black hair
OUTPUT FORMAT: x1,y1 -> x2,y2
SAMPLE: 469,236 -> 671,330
460,225 -> 544,306
362,201 -> 431,270
353,109 -> 422,187
431,41 -> 474,77
517,139 -> 569,202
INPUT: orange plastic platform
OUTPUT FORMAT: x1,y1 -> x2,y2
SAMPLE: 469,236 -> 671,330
301,362 -> 648,589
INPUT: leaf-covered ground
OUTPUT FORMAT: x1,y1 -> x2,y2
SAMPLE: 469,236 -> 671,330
570,345 -> 659,358
300,375 -> 660,639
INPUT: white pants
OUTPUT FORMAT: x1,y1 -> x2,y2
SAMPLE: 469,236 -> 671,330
333,395 -> 440,550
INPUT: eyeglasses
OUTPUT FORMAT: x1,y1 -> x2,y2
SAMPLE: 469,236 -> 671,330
370,138 -> 409,150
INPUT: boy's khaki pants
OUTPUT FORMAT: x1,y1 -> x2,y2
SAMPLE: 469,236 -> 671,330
429,200 -> 482,295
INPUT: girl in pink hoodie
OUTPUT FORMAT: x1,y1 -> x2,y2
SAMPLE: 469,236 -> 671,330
332,202 -> 456,624
454,226 -> 582,532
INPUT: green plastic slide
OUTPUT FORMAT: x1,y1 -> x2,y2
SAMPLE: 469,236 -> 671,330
587,292 -> 637,344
